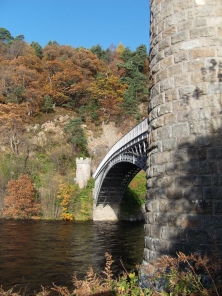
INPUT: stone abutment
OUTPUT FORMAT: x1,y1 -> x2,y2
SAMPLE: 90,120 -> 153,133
141,0 -> 222,285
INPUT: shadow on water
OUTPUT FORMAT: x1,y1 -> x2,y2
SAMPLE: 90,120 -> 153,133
0,219 -> 144,293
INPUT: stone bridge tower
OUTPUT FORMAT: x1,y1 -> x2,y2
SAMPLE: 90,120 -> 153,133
142,0 -> 222,280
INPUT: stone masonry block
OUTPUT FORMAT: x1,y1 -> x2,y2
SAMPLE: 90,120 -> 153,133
168,214 -> 202,228
167,187 -> 183,199
183,60 -> 204,73
150,116 -> 164,129
190,48 -> 215,59
150,94 -> 164,110
161,227 -> 183,241
186,229 -> 210,244
165,11 -> 187,28
172,123 -> 189,138
187,148 -> 207,161
189,120 -> 206,135
174,50 -> 189,63
165,162 -> 181,175
204,187 -> 222,200
154,213 -> 169,225
184,186 -> 203,200
190,27 -> 216,39
160,78 -> 174,92
174,73 -> 190,87
162,26 -> 177,39
156,69 -> 168,83
144,224 -> 151,236
144,212 -> 155,224
153,164 -> 165,177
151,225 -> 162,239
145,237 -> 154,250
180,161 -> 200,175
157,126 -> 172,139
193,175 -> 211,186
168,63 -> 183,77
158,37 -> 171,51
160,56 -> 174,70
180,39 -> 202,50
199,161 -> 218,175
173,0 -> 193,12
162,138 -> 177,151
157,102 -> 173,116
153,239 -> 169,253
164,113 -> 177,125
208,148 -> 222,160
171,30 -> 190,44
195,18 -> 208,27
165,89 -> 178,101
152,151 -> 169,165
159,200 -> 169,212
188,7 -> 214,19
171,149 -> 188,162
178,109 -> 199,122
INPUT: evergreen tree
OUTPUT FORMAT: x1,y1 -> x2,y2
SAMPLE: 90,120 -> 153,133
31,41 -> 43,58
118,45 -> 149,116
42,95 -> 54,113
64,118 -> 87,154
0,28 -> 14,43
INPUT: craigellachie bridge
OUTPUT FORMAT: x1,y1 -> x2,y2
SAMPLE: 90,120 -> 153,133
93,118 -> 148,220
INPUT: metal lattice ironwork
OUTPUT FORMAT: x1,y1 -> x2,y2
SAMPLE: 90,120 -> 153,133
93,119 -> 148,205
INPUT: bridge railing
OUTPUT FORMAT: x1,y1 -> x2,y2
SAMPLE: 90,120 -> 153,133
93,118 -> 148,179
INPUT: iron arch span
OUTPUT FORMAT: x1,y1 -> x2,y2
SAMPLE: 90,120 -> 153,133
93,119 -> 148,220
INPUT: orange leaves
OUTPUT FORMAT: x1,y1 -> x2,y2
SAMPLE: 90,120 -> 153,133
0,103 -> 27,154
3,174 -> 40,219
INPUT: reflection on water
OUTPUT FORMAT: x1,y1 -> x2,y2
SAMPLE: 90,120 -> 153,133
0,220 -> 144,293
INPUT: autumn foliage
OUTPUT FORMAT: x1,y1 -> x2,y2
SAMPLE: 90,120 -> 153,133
3,174 -> 40,219
0,28 -> 149,124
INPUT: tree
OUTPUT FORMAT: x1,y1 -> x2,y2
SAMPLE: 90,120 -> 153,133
116,42 -> 125,54
31,41 -> 43,58
64,118 -> 88,154
0,104 -> 26,154
0,28 -> 14,43
90,44 -> 108,63
118,45 -> 149,116
3,174 -> 40,219
42,95 -> 54,113
89,74 -> 127,122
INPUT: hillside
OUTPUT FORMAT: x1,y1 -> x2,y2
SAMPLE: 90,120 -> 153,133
0,28 -> 149,220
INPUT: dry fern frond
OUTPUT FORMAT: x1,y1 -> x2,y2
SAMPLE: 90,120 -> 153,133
51,283 -> 71,296
0,285 -> 18,296
102,252 -> 114,280
36,285 -> 51,296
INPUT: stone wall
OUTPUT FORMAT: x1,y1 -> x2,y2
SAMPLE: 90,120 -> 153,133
76,158 -> 91,188
143,0 -> 222,270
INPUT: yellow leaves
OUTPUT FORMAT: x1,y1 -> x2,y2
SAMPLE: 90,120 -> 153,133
89,74 -> 128,118
57,183 -> 76,221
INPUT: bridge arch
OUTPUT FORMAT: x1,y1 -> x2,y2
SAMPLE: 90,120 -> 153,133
93,119 -> 148,219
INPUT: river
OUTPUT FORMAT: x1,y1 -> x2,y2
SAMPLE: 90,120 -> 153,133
0,220 -> 144,294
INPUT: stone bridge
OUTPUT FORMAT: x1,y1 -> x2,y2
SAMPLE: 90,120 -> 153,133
93,119 -> 148,220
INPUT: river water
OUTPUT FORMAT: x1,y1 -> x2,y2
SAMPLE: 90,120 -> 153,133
0,220 -> 144,293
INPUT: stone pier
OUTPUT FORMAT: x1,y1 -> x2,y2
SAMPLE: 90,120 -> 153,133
141,0 -> 222,284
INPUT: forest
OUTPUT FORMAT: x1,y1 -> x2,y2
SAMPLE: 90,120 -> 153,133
0,27 -> 150,221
